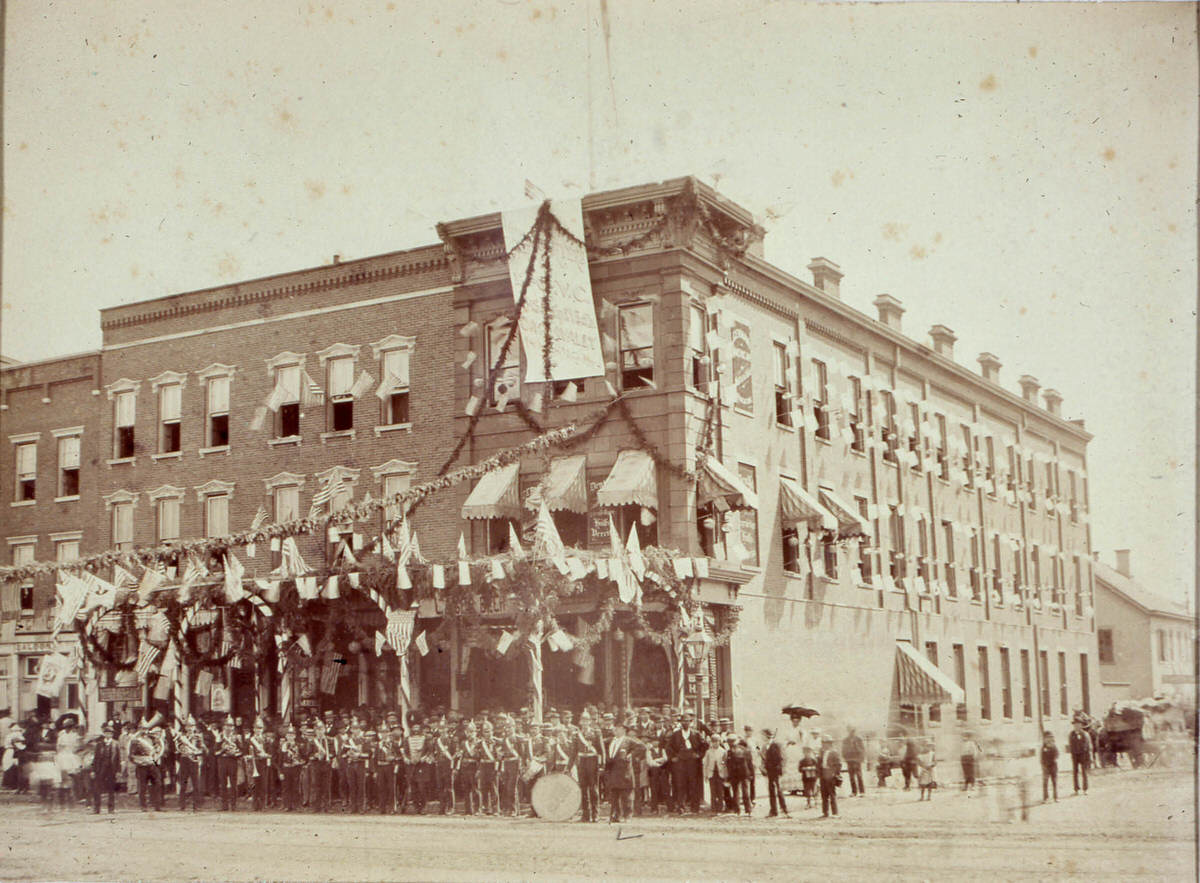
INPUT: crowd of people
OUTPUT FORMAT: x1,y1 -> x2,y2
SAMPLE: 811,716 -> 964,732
0,703 -> 1111,821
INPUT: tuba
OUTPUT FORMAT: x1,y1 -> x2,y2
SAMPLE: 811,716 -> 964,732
130,732 -> 157,767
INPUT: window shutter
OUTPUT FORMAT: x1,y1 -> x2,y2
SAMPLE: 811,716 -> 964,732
115,392 -> 136,427
160,385 -> 181,421
208,376 -> 230,413
383,349 -> 410,389
16,443 -> 36,476
59,437 -> 80,469
329,358 -> 354,396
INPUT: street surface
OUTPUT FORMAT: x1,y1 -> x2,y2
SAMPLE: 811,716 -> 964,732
1,766 -> 1193,881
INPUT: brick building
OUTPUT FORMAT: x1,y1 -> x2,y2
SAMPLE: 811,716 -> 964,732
2,177 -> 1098,754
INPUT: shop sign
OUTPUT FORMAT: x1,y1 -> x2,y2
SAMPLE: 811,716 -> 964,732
98,685 -> 141,703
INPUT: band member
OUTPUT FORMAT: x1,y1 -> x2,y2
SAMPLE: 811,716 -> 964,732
130,713 -> 166,812
431,720 -> 456,815
406,723 -> 431,814
174,716 -> 205,812
476,720 -> 499,815
374,728 -> 397,814
307,719 -> 334,813
572,713 -> 605,823
91,721 -> 121,814
245,719 -> 272,812
214,716 -> 243,811
279,725 -> 305,812
341,723 -> 368,814
361,730 -> 380,811
497,718 -> 523,818
456,721 -> 480,815
606,721 -> 635,823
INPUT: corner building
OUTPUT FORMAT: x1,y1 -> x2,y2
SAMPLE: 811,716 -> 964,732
5,177 -> 1097,755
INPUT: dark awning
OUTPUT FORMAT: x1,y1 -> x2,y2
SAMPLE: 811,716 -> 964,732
895,641 -> 966,705
698,457 -> 759,512
779,477 -> 837,532
817,485 -> 870,539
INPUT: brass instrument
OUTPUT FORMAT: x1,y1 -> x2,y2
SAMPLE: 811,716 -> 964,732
175,730 -> 204,762
246,735 -> 267,779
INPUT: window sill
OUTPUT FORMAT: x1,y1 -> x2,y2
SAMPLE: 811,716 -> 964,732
815,574 -> 838,585
320,430 -> 357,443
783,569 -> 805,579
856,582 -> 876,591
269,436 -> 302,448
774,422 -> 796,433
152,451 -> 182,462
10,500 -> 35,508
374,422 -> 413,437
814,435 -> 833,446
198,445 -> 231,458
54,495 -> 80,504
107,457 -> 135,466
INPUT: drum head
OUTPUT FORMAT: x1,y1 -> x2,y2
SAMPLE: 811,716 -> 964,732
530,772 -> 581,822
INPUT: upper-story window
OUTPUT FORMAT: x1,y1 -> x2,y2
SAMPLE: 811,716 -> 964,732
992,534 -> 1004,599
1097,628 -> 1114,664
1045,461 -> 1057,501
811,360 -> 830,441
106,379 -> 141,460
371,335 -> 415,427
969,528 -> 982,600
196,480 -> 235,538
1025,454 -> 1037,509
984,437 -> 997,489
327,356 -> 355,432
618,303 -> 654,390
12,438 -> 36,502
773,343 -> 792,427
276,364 -> 303,438
942,520 -> 957,597
959,425 -> 974,488
1068,471 -> 1079,522
54,534 -> 80,565
935,414 -> 949,480
880,391 -> 898,462
199,365 -> 235,449
104,490 -> 137,552
373,460 -> 417,530
10,540 -> 35,616
158,384 -> 182,454
848,377 -> 865,452
689,305 -> 710,390
1007,445 -> 1019,493
1073,556 -> 1083,615
54,429 -> 81,498
907,402 -> 922,470
486,320 -> 521,405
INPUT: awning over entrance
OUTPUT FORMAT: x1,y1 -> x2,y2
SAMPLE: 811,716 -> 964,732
778,477 -> 837,532
461,461 -> 522,521
817,485 -> 870,539
542,455 -> 588,514
895,641 -> 966,705
697,457 -> 759,512
596,449 -> 657,509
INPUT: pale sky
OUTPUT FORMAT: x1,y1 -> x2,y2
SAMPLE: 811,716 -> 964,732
3,1 -> 1195,605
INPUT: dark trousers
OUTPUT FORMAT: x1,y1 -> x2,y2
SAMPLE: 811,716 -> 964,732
92,782 -> 116,814
136,764 -> 163,810
346,761 -> 366,813
766,774 -> 787,815
395,763 -> 408,812
846,761 -> 864,795
477,761 -> 498,814
217,757 -> 239,810
577,756 -> 600,821
708,774 -> 725,812
252,766 -> 269,811
609,785 -> 632,822
283,767 -> 301,811
435,760 -> 454,813
176,758 -> 202,810
820,778 -> 838,816
499,760 -> 521,816
1072,757 -> 1089,793
457,761 -> 479,814
1042,767 -> 1058,801
961,756 -> 977,789
376,765 -> 396,813
649,765 -> 670,812
727,776 -> 751,814
671,760 -> 701,812
309,761 -> 331,812
902,760 -> 916,789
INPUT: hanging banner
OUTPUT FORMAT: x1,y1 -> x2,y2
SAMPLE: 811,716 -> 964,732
729,318 -> 754,413
34,652 -> 73,698
501,199 -> 605,383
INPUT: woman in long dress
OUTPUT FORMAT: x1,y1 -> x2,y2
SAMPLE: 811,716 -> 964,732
2,722 -> 27,790
54,714 -> 83,808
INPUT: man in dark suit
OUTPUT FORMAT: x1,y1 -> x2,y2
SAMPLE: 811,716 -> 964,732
817,734 -> 842,818
605,721 -> 635,823
762,729 -> 788,817
666,711 -> 706,814
91,721 -> 121,814
1067,719 -> 1092,795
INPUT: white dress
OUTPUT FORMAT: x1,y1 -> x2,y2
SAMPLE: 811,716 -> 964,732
56,729 -> 82,776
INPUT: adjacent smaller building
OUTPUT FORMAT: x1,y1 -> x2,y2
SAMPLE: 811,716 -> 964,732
1093,550 -> 1195,708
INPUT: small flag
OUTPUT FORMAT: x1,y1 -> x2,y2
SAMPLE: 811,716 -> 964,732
465,395 -> 481,416
508,523 -> 526,559
415,631 -> 429,656
301,372 -> 324,408
496,631 -> 515,655
461,351 -> 478,371
532,501 -> 566,560
459,320 -> 479,337
223,552 -> 247,603
457,533 -> 471,585
296,576 -> 320,599
138,564 -> 164,603
566,557 -> 588,581
489,558 -> 505,581
265,383 -> 287,412
432,564 -> 445,589
111,564 -> 136,590
529,390 -> 544,413
135,641 -> 161,682
250,506 -> 269,531
249,406 -> 269,432
626,524 -> 646,581
375,631 -> 386,656
595,557 -> 609,580
380,531 -> 395,562
385,609 -> 416,656
350,370 -> 375,400
560,381 -> 578,402
322,576 -> 340,599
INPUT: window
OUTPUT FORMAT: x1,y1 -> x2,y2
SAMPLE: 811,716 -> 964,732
1157,629 -> 1167,662
811,360 -> 830,441
617,303 -> 654,390
1045,461 -> 1057,500
999,647 -> 1013,719
977,646 -> 991,720
1039,650 -> 1052,716
961,425 -> 974,488
857,497 -> 873,582
206,376 -> 231,448
925,642 -> 941,722
969,529 -> 981,600
1080,654 -> 1090,714
272,364 -> 302,438
159,383 -> 182,453
849,377 -> 865,452
381,472 -> 411,528
888,505 -> 906,581
1007,445 -> 1018,493
114,391 -> 136,458
57,435 -> 80,497
916,518 -> 930,583
274,485 -> 300,524
984,437 -> 996,489
935,414 -> 949,479
326,356 -> 355,432
736,464 -> 759,567
1073,557 -> 1084,615
781,525 -> 801,574
55,538 -> 79,565
380,348 -> 411,426
699,501 -> 725,559
112,502 -> 134,551
952,644 -> 967,722
1012,546 -> 1023,593
1031,546 -> 1041,593
907,403 -> 922,470
688,305 -> 710,390
11,542 -> 34,616
991,535 -> 1004,602
880,391 -> 898,462
1026,454 -> 1037,509
942,521 -> 957,597
1020,649 -> 1032,718
773,343 -> 792,427
157,498 -> 180,543
14,442 -> 36,501
205,494 -> 230,538
1058,652 -> 1068,715
1068,471 -> 1079,522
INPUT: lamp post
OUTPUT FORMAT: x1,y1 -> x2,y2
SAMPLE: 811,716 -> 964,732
681,629 -> 713,720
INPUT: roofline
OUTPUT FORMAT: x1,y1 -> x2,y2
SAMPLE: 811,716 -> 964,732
0,349 -> 101,371
1094,569 -> 1193,621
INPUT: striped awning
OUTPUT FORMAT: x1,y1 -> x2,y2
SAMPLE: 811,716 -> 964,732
461,461 -> 523,521
698,457 -> 759,512
542,455 -> 588,514
595,449 -> 658,509
895,641 -> 966,705
817,485 -> 870,540
779,477 -> 837,532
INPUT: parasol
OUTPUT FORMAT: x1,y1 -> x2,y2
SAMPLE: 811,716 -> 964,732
781,704 -> 820,719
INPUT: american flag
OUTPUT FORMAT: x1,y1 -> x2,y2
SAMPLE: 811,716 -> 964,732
349,370 -> 376,400
394,519 -> 414,569
386,609 -> 416,655
301,371 -> 324,408
308,474 -> 344,519
250,505 -> 269,531
134,641 -> 161,682
532,501 -> 566,560
223,552 -> 247,603
276,536 -> 308,578
137,561 -> 165,604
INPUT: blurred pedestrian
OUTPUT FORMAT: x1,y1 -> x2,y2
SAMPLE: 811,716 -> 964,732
702,734 -> 727,814
725,737 -> 753,816
817,734 -> 842,818
902,736 -> 919,790
842,727 -> 865,796
1040,731 -> 1059,803
762,730 -> 788,818
917,739 -> 937,800
799,746 -> 818,808
960,732 -> 981,791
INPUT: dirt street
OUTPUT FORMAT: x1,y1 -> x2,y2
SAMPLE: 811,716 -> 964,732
2,766 -> 1192,881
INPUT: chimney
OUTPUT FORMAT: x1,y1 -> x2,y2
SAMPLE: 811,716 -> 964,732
873,294 -> 905,331
1018,375 -> 1040,403
807,257 -> 843,299
1042,388 -> 1063,416
1115,549 -> 1132,577
929,325 -> 957,359
332,254 -> 342,264
977,352 -> 1001,383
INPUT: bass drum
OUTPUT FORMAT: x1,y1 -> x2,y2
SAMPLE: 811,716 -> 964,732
530,772 -> 581,822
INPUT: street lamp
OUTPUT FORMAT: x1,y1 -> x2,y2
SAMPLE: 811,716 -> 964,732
682,629 -> 713,665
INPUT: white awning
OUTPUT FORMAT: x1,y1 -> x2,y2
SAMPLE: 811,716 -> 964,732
817,485 -> 870,539
541,455 -> 588,514
595,450 -> 658,509
461,461 -> 522,521
895,641 -> 966,705
698,457 -> 759,512
779,477 -> 837,532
